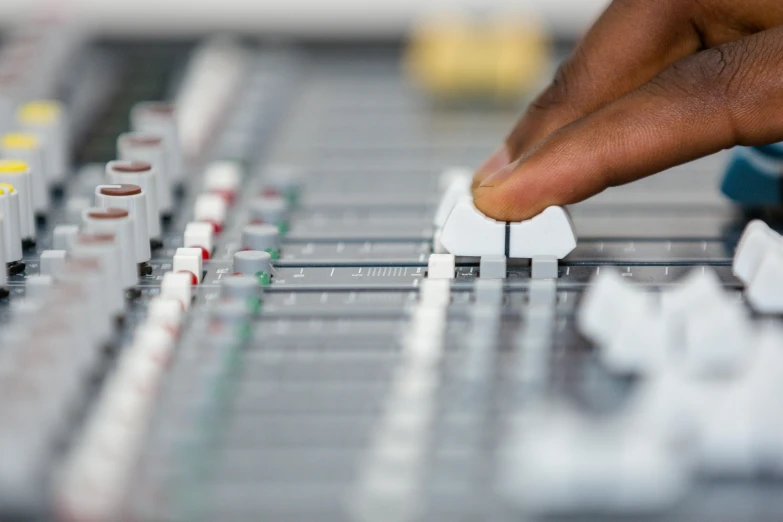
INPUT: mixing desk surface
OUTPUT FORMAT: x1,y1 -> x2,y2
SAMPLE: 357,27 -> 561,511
0,23 -> 782,522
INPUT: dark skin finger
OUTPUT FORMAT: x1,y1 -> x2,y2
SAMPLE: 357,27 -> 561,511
474,26 -> 783,221
472,0 -> 783,203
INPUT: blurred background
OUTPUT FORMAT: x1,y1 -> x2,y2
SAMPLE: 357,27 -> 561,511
0,0 -> 608,38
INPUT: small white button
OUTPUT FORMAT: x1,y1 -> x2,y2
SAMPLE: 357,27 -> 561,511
146,297 -> 184,330
173,247 -> 204,284
193,193 -> 228,225
732,220 -> 782,285
683,301 -> 751,376
203,161 -> 242,193
746,248 -> 783,313
184,221 -> 214,254
439,197 -> 506,257
578,269 -> 653,347
427,254 -> 456,280
509,206 -> 577,259
40,250 -> 67,278
160,271 -> 193,309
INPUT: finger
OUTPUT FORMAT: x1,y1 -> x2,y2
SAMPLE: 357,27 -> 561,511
473,0 -> 705,188
473,27 -> 783,222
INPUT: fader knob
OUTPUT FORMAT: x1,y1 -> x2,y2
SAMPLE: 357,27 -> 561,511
117,133 -> 173,215
81,208 -> 138,290
0,160 -> 34,244
241,224 -> 280,253
0,183 -> 23,262
95,184 -> 152,264
130,102 -> 184,184
233,250 -> 272,277
1,133 -> 48,216
106,160 -> 162,242
17,100 -> 69,184
69,234 -> 125,315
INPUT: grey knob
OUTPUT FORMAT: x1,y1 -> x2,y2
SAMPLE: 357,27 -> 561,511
241,224 -> 280,252
249,196 -> 287,224
221,275 -> 261,300
233,250 -> 272,276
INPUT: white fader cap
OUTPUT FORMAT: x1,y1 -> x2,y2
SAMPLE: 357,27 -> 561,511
95,184 -> 152,264
0,133 -> 49,215
81,208 -> 138,290
0,183 -> 22,262
105,160 -> 162,241
117,132 -> 173,215
0,160 -> 35,242
130,102 -> 184,184
16,100 -> 69,184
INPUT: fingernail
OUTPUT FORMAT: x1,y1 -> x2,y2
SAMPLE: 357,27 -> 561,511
477,145 -> 511,176
479,161 -> 517,188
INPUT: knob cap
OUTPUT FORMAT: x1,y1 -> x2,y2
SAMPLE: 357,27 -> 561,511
69,234 -> 125,315
106,160 -> 162,240
221,275 -> 261,300
241,224 -> 280,252
17,100 -> 69,184
130,102 -> 184,183
1,133 -> 49,215
249,196 -> 288,225
0,160 -> 35,241
117,132 -> 173,214
233,250 -> 272,276
95,184 -> 152,264
81,208 -> 138,290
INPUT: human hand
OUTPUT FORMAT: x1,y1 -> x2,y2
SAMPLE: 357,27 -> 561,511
473,0 -> 783,221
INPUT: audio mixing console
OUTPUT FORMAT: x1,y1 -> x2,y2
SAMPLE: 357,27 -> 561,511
0,21 -> 782,522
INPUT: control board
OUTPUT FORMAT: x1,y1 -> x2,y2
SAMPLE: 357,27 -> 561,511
0,22 -> 782,522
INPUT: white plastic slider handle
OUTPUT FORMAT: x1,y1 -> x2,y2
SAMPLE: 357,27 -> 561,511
439,196 -> 577,259
732,220 -> 783,313
440,196 -> 506,257
732,220 -> 782,285
578,269 -> 666,374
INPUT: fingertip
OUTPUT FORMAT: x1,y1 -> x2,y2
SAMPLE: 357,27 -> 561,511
472,144 -> 511,188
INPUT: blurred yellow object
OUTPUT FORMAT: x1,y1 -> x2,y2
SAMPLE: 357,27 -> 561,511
406,14 -> 549,102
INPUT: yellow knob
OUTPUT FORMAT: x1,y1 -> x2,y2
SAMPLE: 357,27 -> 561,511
17,100 -> 62,125
1,133 -> 39,150
0,160 -> 28,174
0,182 -> 17,194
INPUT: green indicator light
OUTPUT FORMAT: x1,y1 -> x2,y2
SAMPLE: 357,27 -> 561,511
256,271 -> 271,286
247,296 -> 262,314
265,248 -> 280,261
285,188 -> 299,206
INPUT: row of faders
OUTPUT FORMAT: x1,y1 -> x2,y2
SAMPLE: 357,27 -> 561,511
0,28 -> 299,519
